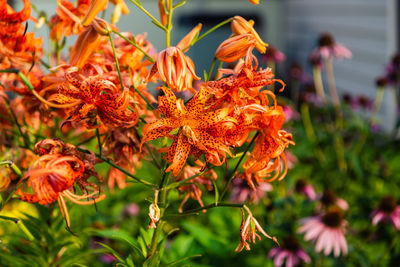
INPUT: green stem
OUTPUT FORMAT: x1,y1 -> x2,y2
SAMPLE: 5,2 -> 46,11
312,66 -> 325,100
148,170 -> 169,257
371,86 -> 384,124
165,0 -> 173,47
112,30 -> 156,63
0,214 -> 19,223
144,143 -> 161,170
128,0 -> 167,31
206,57 -> 217,82
164,170 -> 207,190
108,33 -> 124,91
0,160 -> 23,178
219,131 -> 260,202
95,129 -> 102,157
131,85 -> 155,110
184,17 -> 233,52
166,202 -> 244,217
325,57 -> 340,108
99,154 -> 155,187
3,97 -> 30,149
300,103 -> 326,164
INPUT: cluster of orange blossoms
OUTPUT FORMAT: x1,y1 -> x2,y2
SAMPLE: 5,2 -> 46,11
0,0 -> 292,252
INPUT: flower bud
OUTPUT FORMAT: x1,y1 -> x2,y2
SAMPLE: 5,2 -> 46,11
148,202 -> 160,229
215,34 -> 256,63
177,23 -> 202,51
248,0 -> 259,4
158,0 -> 168,26
231,16 -> 268,53
148,46 -> 200,92
92,17 -> 111,35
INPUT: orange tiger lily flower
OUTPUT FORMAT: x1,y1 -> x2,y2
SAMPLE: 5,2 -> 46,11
82,0 -> 109,26
148,46 -> 200,92
243,129 -> 295,182
15,139 -> 105,227
215,34 -> 256,63
70,22 -> 104,68
141,87 -> 235,176
204,57 -> 285,106
231,16 -> 268,54
52,68 -> 138,128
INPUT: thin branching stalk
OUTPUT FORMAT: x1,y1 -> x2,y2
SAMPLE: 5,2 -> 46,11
166,202 -> 244,217
219,131 -> 260,202
113,30 -> 156,63
108,33 -> 124,91
184,17 -> 233,52
128,0 -> 167,31
95,129 -> 102,157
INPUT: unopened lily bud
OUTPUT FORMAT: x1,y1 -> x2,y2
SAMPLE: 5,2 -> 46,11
231,16 -> 268,53
158,0 -> 168,26
148,202 -> 160,229
70,25 -> 102,68
148,46 -> 200,92
82,0 -> 109,26
92,17 -> 111,35
215,34 -> 256,63
177,23 -> 202,51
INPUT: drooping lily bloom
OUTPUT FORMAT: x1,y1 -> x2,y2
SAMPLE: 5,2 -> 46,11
141,87 -> 235,176
268,235 -> 311,267
235,208 -> 278,252
15,139 -> 105,227
215,34 -> 256,63
104,127 -> 144,190
175,162 -> 217,212
0,0 -> 42,71
231,16 -> 268,53
49,0 -> 90,40
148,46 -> 200,92
298,208 -> 348,257
244,129 -> 295,182
52,67 -> 138,128
371,195 -> 400,230
205,54 -> 285,107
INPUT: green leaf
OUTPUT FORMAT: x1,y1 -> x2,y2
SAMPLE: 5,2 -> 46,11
165,254 -> 202,266
203,70 -> 208,81
126,254 -> 135,267
143,252 -> 160,267
97,242 -> 126,264
212,179 -> 219,204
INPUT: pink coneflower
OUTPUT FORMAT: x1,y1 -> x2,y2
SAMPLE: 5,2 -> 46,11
268,235 -> 311,267
318,189 -> 349,211
231,178 -> 272,203
315,32 -> 352,60
294,179 -> 317,201
371,195 -> 400,230
298,209 -> 348,257
309,33 -> 352,69
262,45 -> 286,64
282,105 -> 300,123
